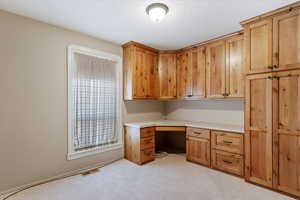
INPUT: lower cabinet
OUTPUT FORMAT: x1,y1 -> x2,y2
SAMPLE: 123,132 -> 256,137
186,128 -> 244,177
211,130 -> 244,176
186,136 -> 211,167
212,150 -> 244,176
186,128 -> 211,167
124,127 -> 155,165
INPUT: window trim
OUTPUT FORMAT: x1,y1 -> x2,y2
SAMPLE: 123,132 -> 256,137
67,45 -> 122,160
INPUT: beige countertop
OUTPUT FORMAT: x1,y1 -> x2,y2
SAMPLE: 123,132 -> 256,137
124,120 -> 244,134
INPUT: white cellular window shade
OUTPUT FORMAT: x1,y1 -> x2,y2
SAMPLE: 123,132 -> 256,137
68,45 -> 122,160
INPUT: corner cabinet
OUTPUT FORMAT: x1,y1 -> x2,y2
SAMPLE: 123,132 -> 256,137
123,42 -> 159,100
206,33 -> 245,98
158,52 -> 177,99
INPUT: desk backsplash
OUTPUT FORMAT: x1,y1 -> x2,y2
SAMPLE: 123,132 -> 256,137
165,100 -> 244,126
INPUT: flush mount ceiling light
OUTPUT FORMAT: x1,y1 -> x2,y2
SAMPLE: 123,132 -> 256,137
146,3 -> 169,22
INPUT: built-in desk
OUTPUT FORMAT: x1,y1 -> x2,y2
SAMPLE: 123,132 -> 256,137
124,120 -> 244,177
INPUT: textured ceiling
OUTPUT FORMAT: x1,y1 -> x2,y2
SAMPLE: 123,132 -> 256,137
0,0 -> 298,50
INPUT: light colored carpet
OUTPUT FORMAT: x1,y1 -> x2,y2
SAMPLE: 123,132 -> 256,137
7,154 -> 294,200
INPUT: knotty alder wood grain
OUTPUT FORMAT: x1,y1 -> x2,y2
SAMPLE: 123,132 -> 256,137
272,70 -> 300,196
124,127 -> 155,165
206,40 -> 226,98
186,136 -> 211,167
226,35 -> 245,98
245,73 -> 273,188
158,53 -> 177,99
176,50 -> 189,98
123,44 -> 158,100
177,47 -> 206,99
212,149 -> 244,177
244,19 -> 273,75
186,128 -> 211,167
273,8 -> 300,72
211,130 -> 244,155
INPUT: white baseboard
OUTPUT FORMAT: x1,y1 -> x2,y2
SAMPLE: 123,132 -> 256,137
0,157 -> 122,200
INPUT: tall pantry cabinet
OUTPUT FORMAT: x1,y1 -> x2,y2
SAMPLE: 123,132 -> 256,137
243,5 -> 300,197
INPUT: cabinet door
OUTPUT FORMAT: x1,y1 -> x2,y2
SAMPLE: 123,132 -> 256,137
206,41 -> 226,98
245,73 -> 273,187
158,53 -> 177,99
134,47 -> 148,99
273,70 -> 300,196
176,51 -> 190,98
273,9 -> 300,71
190,46 -> 206,99
226,35 -> 245,98
145,52 -> 158,98
186,136 -> 210,167
244,19 -> 273,74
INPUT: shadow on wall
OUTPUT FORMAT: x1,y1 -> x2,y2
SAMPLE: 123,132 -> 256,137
166,99 -> 244,112
165,99 -> 244,125
123,100 -> 165,123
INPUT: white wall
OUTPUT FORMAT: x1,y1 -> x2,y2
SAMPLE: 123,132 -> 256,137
0,10 -> 165,193
165,100 -> 244,126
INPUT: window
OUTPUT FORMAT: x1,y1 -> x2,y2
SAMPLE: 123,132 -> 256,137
67,45 -> 122,160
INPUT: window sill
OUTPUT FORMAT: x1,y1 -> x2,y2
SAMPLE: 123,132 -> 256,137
67,143 -> 123,160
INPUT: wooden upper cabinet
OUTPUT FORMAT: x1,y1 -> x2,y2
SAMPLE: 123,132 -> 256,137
158,53 -> 177,99
273,8 -> 300,71
189,46 -> 206,99
272,70 -> 300,196
123,43 -> 158,100
177,47 -> 206,99
244,19 -> 273,74
245,73 -> 273,188
177,51 -> 189,98
226,35 -> 245,98
134,47 -> 148,98
206,40 -> 226,98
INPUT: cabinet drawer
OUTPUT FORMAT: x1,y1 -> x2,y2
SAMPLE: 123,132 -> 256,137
140,148 -> 154,164
211,131 -> 243,154
140,127 -> 155,138
187,128 -> 210,140
212,150 -> 244,176
140,136 -> 154,150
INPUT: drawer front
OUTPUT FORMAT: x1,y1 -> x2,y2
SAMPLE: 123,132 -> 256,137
140,127 -> 155,138
212,150 -> 244,176
211,131 -> 244,154
187,127 -> 210,140
140,136 -> 154,150
140,148 -> 154,164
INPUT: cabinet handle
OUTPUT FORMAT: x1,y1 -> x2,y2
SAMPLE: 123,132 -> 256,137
222,160 -> 233,164
187,95 -> 193,97
273,65 -> 279,69
267,76 -> 273,80
267,66 -> 274,69
193,131 -> 203,135
223,140 -> 232,144
144,139 -> 152,144
144,151 -> 153,156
